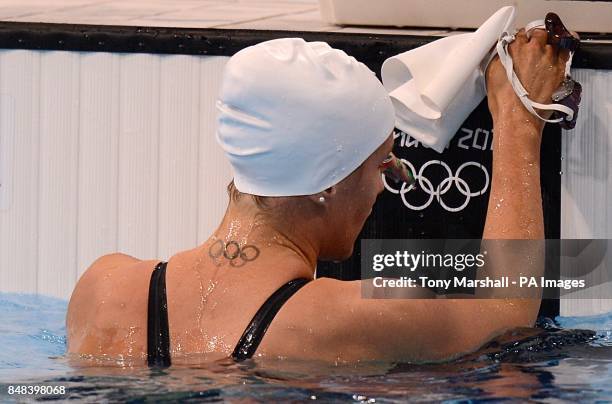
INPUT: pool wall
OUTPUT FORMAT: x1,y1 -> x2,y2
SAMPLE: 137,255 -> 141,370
0,49 -> 233,298
0,23 -> 609,317
560,69 -> 612,316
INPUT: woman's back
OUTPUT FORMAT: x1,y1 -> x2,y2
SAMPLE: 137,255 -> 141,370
66,240 -> 352,365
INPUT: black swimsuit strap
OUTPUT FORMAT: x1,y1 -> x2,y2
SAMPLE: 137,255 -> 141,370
147,261 -> 171,367
146,264 -> 310,366
232,278 -> 311,361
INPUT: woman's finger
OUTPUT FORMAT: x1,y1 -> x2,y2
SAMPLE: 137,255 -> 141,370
528,27 -> 557,60
558,48 -> 571,65
529,28 -> 549,47
515,28 -> 528,44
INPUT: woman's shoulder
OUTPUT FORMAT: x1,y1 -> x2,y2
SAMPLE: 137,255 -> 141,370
72,253 -> 158,296
255,277 -> 365,360
66,253 -> 161,359
89,252 -> 143,269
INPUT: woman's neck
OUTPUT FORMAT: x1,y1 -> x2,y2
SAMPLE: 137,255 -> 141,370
207,200 -> 320,277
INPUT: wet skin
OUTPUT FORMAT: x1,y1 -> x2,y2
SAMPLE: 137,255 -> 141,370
67,27 -> 571,365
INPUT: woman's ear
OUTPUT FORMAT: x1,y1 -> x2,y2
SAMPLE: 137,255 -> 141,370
310,186 -> 337,205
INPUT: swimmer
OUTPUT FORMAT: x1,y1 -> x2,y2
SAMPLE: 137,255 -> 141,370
66,24 -> 576,365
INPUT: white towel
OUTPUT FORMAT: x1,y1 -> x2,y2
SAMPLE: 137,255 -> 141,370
381,6 -> 517,153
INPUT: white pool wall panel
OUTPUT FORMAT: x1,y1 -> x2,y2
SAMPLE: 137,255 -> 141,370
561,69 -> 612,239
0,51 -> 232,299
560,69 -> 612,317
0,50 -> 41,296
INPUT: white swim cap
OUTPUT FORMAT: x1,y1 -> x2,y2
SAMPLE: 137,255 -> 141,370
216,38 -> 395,197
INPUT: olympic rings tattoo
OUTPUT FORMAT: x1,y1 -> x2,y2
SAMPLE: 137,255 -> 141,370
223,241 -> 241,260
209,239 -> 224,259
208,239 -> 260,267
239,245 -> 260,261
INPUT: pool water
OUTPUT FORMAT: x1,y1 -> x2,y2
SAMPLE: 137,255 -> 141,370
0,293 -> 611,402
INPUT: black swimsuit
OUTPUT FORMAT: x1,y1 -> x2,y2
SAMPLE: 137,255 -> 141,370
146,261 -> 310,367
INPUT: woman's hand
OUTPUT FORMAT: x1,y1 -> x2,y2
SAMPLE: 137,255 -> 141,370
486,28 -> 573,121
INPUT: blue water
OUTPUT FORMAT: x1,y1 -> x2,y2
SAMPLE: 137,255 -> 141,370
0,293 -> 611,402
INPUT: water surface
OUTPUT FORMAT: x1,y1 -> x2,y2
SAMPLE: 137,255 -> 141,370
1,293 -> 611,402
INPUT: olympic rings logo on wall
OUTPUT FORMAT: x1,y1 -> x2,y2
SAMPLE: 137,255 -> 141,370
383,160 -> 490,212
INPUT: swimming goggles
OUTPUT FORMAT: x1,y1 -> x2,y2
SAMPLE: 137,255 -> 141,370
380,152 -> 416,187
495,12 -> 582,129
